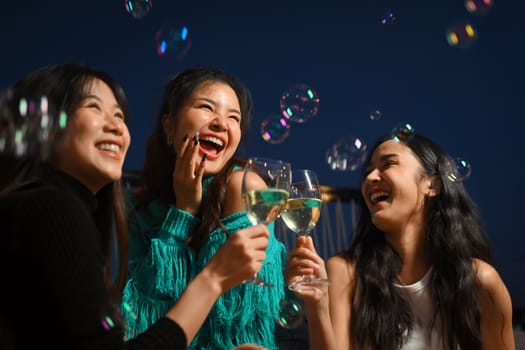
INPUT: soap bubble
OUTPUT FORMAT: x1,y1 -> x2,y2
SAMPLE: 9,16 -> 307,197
280,84 -> 320,123
326,134 -> 368,172
125,0 -> 152,19
369,109 -> 383,121
278,299 -> 304,330
464,0 -> 494,16
446,21 -> 477,49
0,89 -> 66,160
445,156 -> 472,182
391,121 -> 415,143
156,23 -> 192,59
380,10 -> 396,25
260,115 -> 291,144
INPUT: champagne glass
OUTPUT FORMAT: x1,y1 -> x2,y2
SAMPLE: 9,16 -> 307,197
281,169 -> 328,292
242,157 -> 291,287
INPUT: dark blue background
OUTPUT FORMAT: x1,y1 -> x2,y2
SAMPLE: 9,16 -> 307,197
2,0 -> 523,308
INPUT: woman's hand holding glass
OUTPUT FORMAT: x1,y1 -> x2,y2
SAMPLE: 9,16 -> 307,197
206,224 -> 270,293
281,169 -> 329,292
284,235 -> 328,300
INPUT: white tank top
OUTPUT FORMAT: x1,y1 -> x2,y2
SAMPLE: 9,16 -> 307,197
393,268 -> 446,350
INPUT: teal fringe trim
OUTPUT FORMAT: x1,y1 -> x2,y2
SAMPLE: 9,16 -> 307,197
192,217 -> 287,350
122,201 -> 288,349
122,237 -> 195,338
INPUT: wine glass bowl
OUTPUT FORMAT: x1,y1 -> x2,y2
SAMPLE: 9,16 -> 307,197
281,169 -> 328,292
242,157 -> 291,287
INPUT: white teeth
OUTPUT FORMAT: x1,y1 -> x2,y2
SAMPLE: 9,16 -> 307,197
201,136 -> 224,147
371,191 -> 389,203
98,143 -> 121,153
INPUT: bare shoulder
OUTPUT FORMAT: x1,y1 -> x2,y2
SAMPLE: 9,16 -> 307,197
472,258 -> 507,293
327,254 -> 355,287
223,169 -> 254,216
473,260 -> 515,348
240,170 -> 266,191
227,169 -> 244,193
327,254 -> 354,273
472,258 -> 513,314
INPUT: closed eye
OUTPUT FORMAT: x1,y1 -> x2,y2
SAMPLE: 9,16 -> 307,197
86,102 -> 101,111
229,114 -> 241,123
382,160 -> 397,169
114,111 -> 125,120
198,103 -> 213,111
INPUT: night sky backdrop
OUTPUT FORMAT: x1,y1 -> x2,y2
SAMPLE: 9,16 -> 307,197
2,0 -> 524,308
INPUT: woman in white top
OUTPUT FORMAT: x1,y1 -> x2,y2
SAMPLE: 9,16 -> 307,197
285,133 -> 515,349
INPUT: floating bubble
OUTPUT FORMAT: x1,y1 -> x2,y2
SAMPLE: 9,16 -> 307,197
0,89 -> 66,159
280,84 -> 320,123
464,0 -> 494,16
101,315 -> 116,331
99,303 -> 125,333
445,156 -> 472,182
369,109 -> 382,121
156,23 -> 192,59
391,121 -> 415,143
125,0 -> 152,19
260,115 -> 290,144
326,134 -> 368,172
380,10 -> 396,25
278,299 -> 304,330
446,22 -> 477,49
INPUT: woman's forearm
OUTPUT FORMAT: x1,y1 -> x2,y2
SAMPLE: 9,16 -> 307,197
164,267 -> 223,346
305,300 -> 339,350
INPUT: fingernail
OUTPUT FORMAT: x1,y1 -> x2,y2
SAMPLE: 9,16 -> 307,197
183,134 -> 188,141
193,132 -> 199,145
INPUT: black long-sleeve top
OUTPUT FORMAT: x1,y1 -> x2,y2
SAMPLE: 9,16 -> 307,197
0,168 -> 187,349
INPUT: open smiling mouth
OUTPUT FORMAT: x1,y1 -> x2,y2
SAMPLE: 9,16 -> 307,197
370,191 -> 390,204
199,135 -> 224,156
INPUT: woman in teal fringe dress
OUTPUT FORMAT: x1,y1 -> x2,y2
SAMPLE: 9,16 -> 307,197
122,66 -> 287,349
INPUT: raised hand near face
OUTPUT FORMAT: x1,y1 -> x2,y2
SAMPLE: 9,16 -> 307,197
172,132 -> 207,215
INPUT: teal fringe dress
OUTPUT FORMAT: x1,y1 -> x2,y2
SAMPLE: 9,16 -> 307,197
121,178 -> 287,349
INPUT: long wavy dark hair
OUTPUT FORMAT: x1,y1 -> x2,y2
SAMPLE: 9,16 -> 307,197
0,63 -> 130,302
134,66 -> 253,252
346,133 -> 492,350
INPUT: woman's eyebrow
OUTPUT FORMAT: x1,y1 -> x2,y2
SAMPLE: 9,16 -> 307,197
379,153 -> 399,161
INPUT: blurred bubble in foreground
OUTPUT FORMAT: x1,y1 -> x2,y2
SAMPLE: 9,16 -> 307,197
0,89 -> 66,160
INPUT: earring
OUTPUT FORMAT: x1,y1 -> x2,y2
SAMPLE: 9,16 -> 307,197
167,136 -> 173,146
